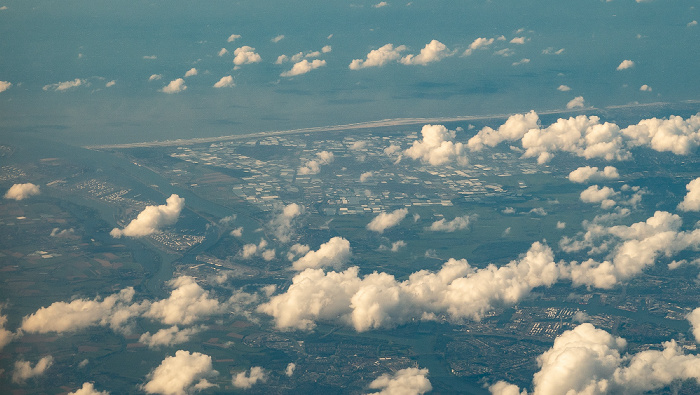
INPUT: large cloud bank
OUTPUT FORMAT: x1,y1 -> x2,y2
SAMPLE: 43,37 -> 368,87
367,208 -> 409,233
368,367 -> 432,395
468,111 -> 700,163
4,183 -> 40,200
258,242 -> 561,331
405,125 -> 467,166
111,194 -> 185,238
142,350 -> 218,395
490,323 -> 700,395
292,237 -> 351,271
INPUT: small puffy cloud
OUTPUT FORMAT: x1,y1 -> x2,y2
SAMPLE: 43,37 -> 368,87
640,84 -> 652,92
287,243 -> 311,261
233,366 -> 267,389
285,363 -> 296,377
213,75 -> 235,88
557,84 -> 571,92
616,59 -> 635,70
463,37 -> 494,56
511,58 -> 530,66
368,367 -> 432,395
105,80 -> 116,88
233,46 -> 262,66
509,37 -> 526,44
367,208 -> 408,233
494,323 -> 700,395
568,166 -> 619,183
494,48 -> 514,57
688,20 -> 698,27
400,40 -> 452,65
0,80 -> 11,93
271,34 -> 285,43
184,68 -> 198,77
529,207 -> 547,216
427,214 -> 474,232
5,183 -> 40,200
468,111 -> 539,151
217,48 -> 228,57
688,308 -> 700,343
556,221 -> 566,229
0,308 -> 14,350
580,185 -> 618,209
349,44 -> 407,70
227,34 -> 241,42
111,194 -> 185,238
68,382 -> 110,395
139,325 -> 203,349
502,207 -> 516,214
281,59 -> 326,77
299,151 -> 334,175
489,381 -> 524,395
12,356 -> 54,383
405,124 -> 467,166
240,239 -> 274,259
678,177 -> 700,212
149,74 -> 162,81
160,78 -> 187,94
145,276 -> 225,325
230,227 -> 243,237
43,78 -> 85,91
292,237 -> 352,271
143,350 -> 218,395
20,287 -> 141,334
322,45 -> 332,53
143,55 -> 157,60
566,96 -> 585,109
270,203 -> 303,243
372,1 -> 389,8
360,171 -> 373,182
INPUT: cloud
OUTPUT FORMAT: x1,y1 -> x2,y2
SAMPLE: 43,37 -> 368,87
111,194 -> 185,238
688,308 -> 700,343
379,240 -> 407,252
227,34 -> 241,42
270,203 -> 303,243
542,47 -> 565,55
287,243 -> 310,261
463,37 -> 494,56
230,227 -> 243,237
405,124 -> 467,166
0,80 -> 11,93
145,276 -> 225,326
368,367 -> 432,395
43,78 -> 85,91
233,46 -> 262,66
143,55 -> 157,60
360,171 -> 373,182
20,287 -> 142,334
161,78 -> 187,94
580,185 -> 618,209
492,323 -> 700,395
285,363 -> 296,377
184,68 -> 198,77
529,207 -> 547,216
4,183 -> 40,200
468,111 -> 539,151
322,45 -> 332,53
509,37 -> 526,44
298,151 -> 334,175
233,366 -> 267,389
213,75 -> 235,88
292,237 -> 352,271
68,382 -> 110,395
511,58 -> 530,66
281,59 -> 326,77
566,96 -> 585,109
259,242 -> 561,331
12,356 -> 54,383
105,80 -> 116,88
400,40 -> 452,65
0,308 -> 14,350
568,166 -> 619,183
494,48 -> 514,57
372,1 -> 389,8
616,59 -> 635,70
689,20 -> 698,27
271,34 -> 285,43
143,350 -> 218,395
562,211 -> 700,288
349,44 -> 407,70
640,84 -> 652,92
149,74 -> 162,81
367,208 -> 408,233
427,215 -> 474,232
557,221 -> 566,229
557,85 -> 571,92
622,113 -> 700,155
218,48 -> 228,57
139,325 -> 204,349
678,177 -> 700,211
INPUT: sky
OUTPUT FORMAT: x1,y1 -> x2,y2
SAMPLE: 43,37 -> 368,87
0,0 -> 699,145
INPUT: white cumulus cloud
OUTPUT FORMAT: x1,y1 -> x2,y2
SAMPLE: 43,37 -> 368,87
617,59 -> 635,70
566,96 -> 585,109
68,382 -> 110,395
139,325 -> 204,349
292,237 -> 352,271
463,37 -> 494,56
5,183 -> 40,200
43,78 -> 85,91
145,276 -> 225,326
233,366 -> 267,389
281,59 -> 326,77
349,44 -> 407,70
213,75 -> 235,88
400,40 -> 452,65
143,350 -> 218,395
427,215 -> 474,232
12,356 -> 53,383
369,367 -> 432,395
678,177 -> 700,212
367,208 -> 409,233
184,68 -> 197,77
405,124 -> 467,166
468,111 -> 539,151
161,78 -> 187,94
233,46 -> 262,66
111,194 -> 185,238
0,80 -> 11,93
568,166 -> 619,183
227,34 -> 241,42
